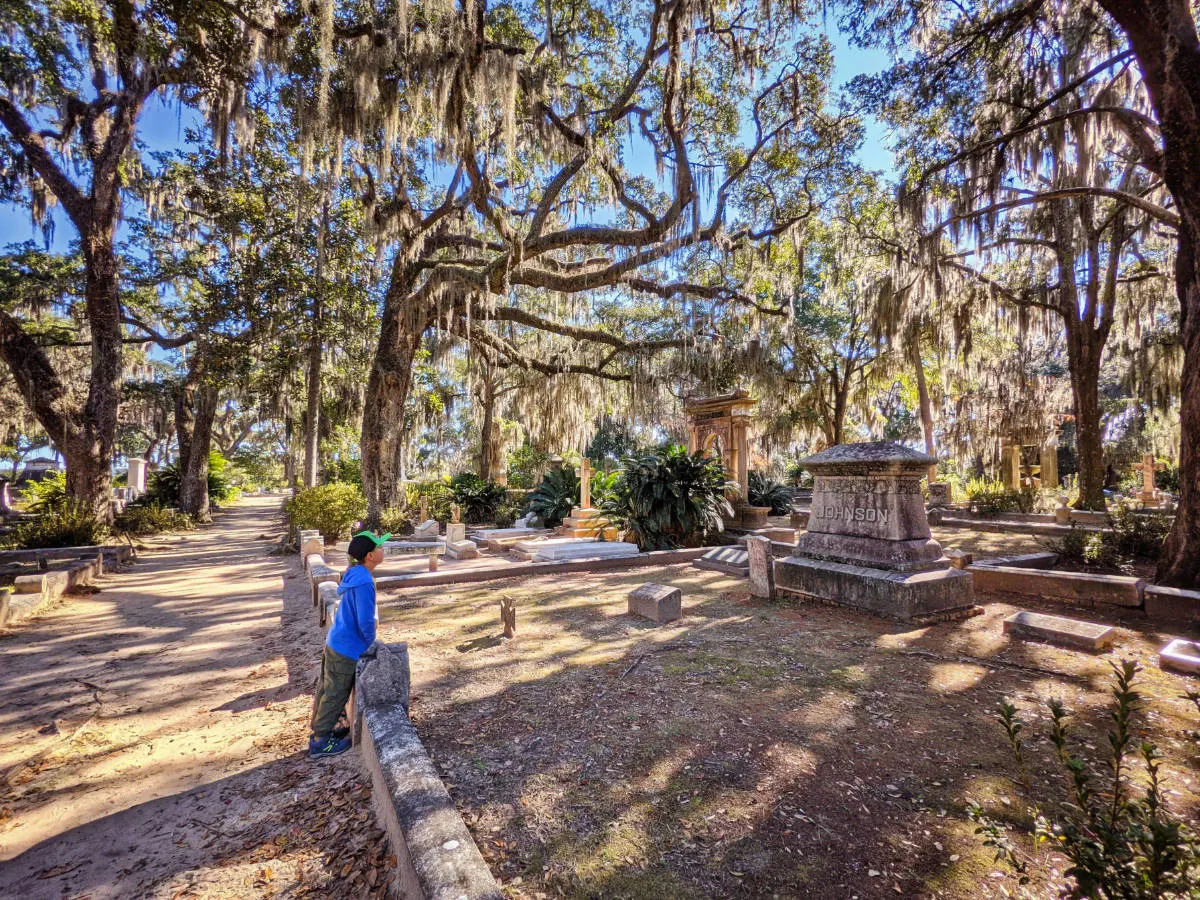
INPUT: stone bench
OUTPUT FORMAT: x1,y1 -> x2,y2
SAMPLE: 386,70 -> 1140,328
969,565 -> 1144,607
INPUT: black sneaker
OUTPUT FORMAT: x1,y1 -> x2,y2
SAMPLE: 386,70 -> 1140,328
332,725 -> 351,741
308,734 -> 352,758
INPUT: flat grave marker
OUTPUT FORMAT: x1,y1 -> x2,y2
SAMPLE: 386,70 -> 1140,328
1003,610 -> 1115,652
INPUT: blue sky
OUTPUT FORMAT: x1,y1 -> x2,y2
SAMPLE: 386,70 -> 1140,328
0,29 -> 894,252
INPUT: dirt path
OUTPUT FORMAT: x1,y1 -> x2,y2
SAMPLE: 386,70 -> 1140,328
0,496 -> 395,899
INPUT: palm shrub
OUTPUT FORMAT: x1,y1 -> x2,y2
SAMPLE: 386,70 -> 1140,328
114,503 -> 194,536
448,473 -> 508,524
285,483 -> 367,541
598,446 -> 734,550
524,467 -> 579,527
142,451 -> 236,507
971,660 -> 1199,897
748,471 -> 793,514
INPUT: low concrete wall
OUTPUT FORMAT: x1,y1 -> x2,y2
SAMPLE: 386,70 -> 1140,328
973,552 -> 1058,569
1144,585 -> 1200,626
0,544 -> 134,566
1,548 -> 130,628
969,564 -> 1145,608
377,546 -> 713,592
356,644 -> 502,900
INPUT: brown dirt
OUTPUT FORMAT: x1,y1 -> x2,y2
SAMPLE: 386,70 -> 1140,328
378,557 -> 1200,899
0,496 -> 396,899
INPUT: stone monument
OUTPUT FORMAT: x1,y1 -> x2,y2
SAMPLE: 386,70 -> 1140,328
0,478 -> 11,515
774,441 -> 974,622
683,390 -> 770,526
1139,453 -> 1162,506
560,459 -> 608,537
127,457 -> 147,498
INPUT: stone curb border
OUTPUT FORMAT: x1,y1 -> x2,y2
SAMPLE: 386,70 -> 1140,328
0,545 -> 134,628
375,546 -> 713,591
355,643 -> 503,900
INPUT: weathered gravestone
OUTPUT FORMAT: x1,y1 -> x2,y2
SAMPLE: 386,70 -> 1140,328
628,583 -> 681,623
774,442 -> 974,622
1003,610 -> 1115,652
745,535 -> 776,600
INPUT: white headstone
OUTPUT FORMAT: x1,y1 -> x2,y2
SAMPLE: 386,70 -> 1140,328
127,457 -> 147,494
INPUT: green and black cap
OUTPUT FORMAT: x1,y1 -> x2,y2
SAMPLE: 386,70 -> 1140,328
347,530 -> 391,562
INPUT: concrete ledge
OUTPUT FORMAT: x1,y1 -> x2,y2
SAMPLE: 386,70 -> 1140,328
356,644 -> 501,900
969,564 -> 1144,607
309,561 -> 341,608
1144,585 -> 1200,626
318,581 -> 340,628
0,544 -> 134,566
377,546 -> 712,592
0,591 -> 41,627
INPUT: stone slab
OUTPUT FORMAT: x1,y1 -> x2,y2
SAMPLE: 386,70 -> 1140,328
775,556 -> 975,622
445,523 -> 467,544
413,520 -> 440,539
1003,610 -> 1115,651
973,552 -> 1058,569
628,583 -> 682,623
745,536 -> 775,600
1160,638 -> 1200,676
1144,585 -> 1200,625
693,546 -> 749,577
756,527 -> 797,544
0,591 -> 41,627
532,540 -> 639,562
305,552 -> 326,573
969,565 -> 1144,607
445,540 -> 479,560
379,541 -> 446,557
14,570 -> 68,599
468,527 -> 545,542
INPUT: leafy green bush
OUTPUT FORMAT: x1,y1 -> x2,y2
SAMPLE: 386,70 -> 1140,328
506,445 -> 551,490
598,446 -> 734,550
403,479 -> 455,523
967,477 -> 1036,516
525,467 -> 579,528
143,451 -> 236,507
972,660 -> 1200,897
493,498 -> 523,528
1108,504 -> 1173,561
285,483 -> 366,541
448,473 -> 507,524
784,458 -> 813,488
13,502 -> 108,548
114,503 -> 194,536
1156,462 -> 1181,495
377,506 -> 414,536
748,471 -> 792,514
20,470 -> 68,512
1051,525 -> 1124,571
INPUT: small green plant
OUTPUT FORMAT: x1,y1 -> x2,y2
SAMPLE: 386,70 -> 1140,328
448,473 -> 507,524
13,502 -> 108,548
114,502 -> 194,536
377,506 -> 414,536
966,477 -> 1036,515
784,458 -> 813,488
1156,463 -> 1181,495
19,470 -> 68,512
285,483 -> 367,541
1107,503 -> 1172,561
972,660 -> 1200,898
524,467 -> 579,528
493,498 -> 523,529
505,445 -> 552,490
597,446 -> 734,550
142,451 -> 236,507
403,479 -> 455,523
748,471 -> 792,514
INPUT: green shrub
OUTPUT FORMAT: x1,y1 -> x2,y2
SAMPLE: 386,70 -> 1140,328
784,458 -> 813,488
143,451 -> 236,507
598,446 -> 734,550
1156,462 -> 1181,495
748,471 -> 792,515
20,470 -> 68,512
403,479 -> 455,523
377,506 -> 414,536
967,477 -> 1036,515
506,446 -> 551,490
1108,504 -> 1173,561
524,467 -> 579,528
285,483 -> 367,541
13,502 -> 108,548
114,503 -> 194,536
448,473 -> 508,524
972,660 -> 1200,897
493,498 -> 522,529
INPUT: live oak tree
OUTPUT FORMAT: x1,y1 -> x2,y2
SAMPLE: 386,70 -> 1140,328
851,0 -> 1199,585
0,0 -> 284,519
298,0 -> 859,521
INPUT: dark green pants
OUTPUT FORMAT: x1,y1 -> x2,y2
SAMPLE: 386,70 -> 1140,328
311,645 -> 357,738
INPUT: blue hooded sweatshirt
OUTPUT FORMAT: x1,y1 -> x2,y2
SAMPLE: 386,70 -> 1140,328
327,564 -> 376,660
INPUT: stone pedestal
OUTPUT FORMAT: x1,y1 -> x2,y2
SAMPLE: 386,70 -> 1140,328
927,482 -> 951,507
1001,445 -> 1021,491
746,536 -> 775,600
774,442 -> 973,622
559,507 -> 603,537
446,523 -> 467,544
127,457 -> 147,496
1138,453 -> 1161,505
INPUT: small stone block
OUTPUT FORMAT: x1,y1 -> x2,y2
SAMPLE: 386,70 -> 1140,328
944,548 -> 973,570
446,539 -> 479,560
628,583 -> 681,623
745,536 -> 775,600
318,581 -> 339,628
413,519 -> 440,538
1003,610 -> 1115,652
305,552 -> 326,573
1160,638 -> 1200,675
445,523 -> 467,543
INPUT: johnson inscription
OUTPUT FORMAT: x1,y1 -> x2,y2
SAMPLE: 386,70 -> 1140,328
813,504 -> 890,525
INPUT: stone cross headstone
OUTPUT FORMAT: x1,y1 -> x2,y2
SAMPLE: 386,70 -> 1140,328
451,504 -> 461,524
419,497 -> 429,522
580,459 -> 592,509
0,479 -> 11,515
774,441 -> 973,621
1140,453 -> 1159,503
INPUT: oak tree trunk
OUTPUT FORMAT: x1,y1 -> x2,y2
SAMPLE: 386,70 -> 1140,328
303,320 -> 322,488
912,337 -> 938,481
179,382 -> 218,521
1066,323 -> 1107,511
478,373 -> 501,481
361,272 -> 431,525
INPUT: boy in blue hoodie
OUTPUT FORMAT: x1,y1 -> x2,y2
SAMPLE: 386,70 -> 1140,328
309,529 -> 390,758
